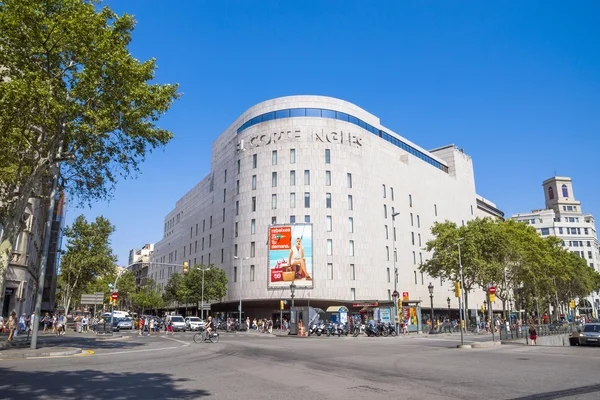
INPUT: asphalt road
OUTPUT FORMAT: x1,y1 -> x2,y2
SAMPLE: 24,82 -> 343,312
0,331 -> 598,400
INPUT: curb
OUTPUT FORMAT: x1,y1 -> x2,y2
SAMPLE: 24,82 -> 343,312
0,347 -> 82,359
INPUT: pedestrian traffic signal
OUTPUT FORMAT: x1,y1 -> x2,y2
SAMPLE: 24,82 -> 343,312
183,261 -> 189,273
280,300 -> 284,310
454,281 -> 461,298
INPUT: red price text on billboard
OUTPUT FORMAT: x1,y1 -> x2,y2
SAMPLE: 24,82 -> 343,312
269,227 -> 292,250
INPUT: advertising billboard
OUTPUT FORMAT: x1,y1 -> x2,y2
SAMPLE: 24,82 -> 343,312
268,224 -> 313,288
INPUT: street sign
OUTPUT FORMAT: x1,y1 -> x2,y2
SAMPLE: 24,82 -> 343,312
392,290 -> 399,298
81,292 -> 104,305
111,292 -> 118,300
402,292 -> 409,301
489,286 -> 496,294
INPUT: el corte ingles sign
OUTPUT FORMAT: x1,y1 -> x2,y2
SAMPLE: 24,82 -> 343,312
237,129 -> 362,152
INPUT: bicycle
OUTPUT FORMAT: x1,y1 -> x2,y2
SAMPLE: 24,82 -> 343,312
193,327 -> 219,344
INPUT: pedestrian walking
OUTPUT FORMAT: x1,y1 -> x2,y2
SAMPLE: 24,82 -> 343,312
149,318 -> 155,336
138,317 -> 145,336
7,312 -> 17,342
529,325 -> 537,345
166,319 -> 173,335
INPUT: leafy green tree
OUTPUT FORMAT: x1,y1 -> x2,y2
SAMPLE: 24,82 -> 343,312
83,270 -> 135,310
163,272 -> 187,311
59,214 -> 117,314
183,265 -> 228,316
134,279 -> 164,315
0,0 -> 179,299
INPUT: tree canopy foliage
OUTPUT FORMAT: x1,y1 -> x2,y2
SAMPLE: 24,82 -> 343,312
58,214 -> 117,314
0,0 -> 179,295
420,217 -> 600,318
163,265 -> 228,315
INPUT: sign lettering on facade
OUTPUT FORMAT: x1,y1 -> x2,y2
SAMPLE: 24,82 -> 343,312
237,129 -> 362,152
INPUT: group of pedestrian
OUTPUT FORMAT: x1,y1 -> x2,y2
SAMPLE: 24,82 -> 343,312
137,316 -> 165,336
251,318 -> 273,334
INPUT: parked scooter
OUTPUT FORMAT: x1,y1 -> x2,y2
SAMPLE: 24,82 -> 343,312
365,323 -> 380,337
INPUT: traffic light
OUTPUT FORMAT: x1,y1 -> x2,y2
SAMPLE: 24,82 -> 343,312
454,281 -> 461,298
489,293 -> 495,303
183,261 -> 189,273
570,300 -> 576,309
480,305 -> 484,313
280,300 -> 284,310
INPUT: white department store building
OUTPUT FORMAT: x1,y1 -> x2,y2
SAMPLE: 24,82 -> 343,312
150,95 -> 496,319
512,176 -> 600,316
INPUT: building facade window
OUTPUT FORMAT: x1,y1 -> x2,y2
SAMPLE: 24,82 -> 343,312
326,216 -> 332,232
290,170 -> 296,186
236,201 -> 239,216
326,193 -> 332,208
350,264 -> 355,280
417,215 -> 420,228
351,288 -> 356,301
387,268 -> 391,283
290,149 -> 296,164
236,180 -> 240,195
305,215 -> 310,223
548,186 -> 554,200
347,173 -> 352,188
237,159 -> 240,175
304,170 -> 310,185
383,184 -> 386,198
234,266 -> 237,283
390,187 -> 394,201
348,195 -> 353,210
411,232 -> 415,245
252,175 -> 257,190
327,240 -> 333,256
252,197 -> 256,212
410,213 -> 414,226
290,192 -> 296,208
290,215 -> 296,223
235,223 -> 238,238
386,246 -> 390,261
562,184 -> 568,198
250,265 -> 255,281
541,228 -> 550,235
349,217 -> 354,233
409,194 -> 412,207
251,219 -> 256,234
434,204 -> 437,216
325,149 -> 331,164
418,233 -> 421,246
325,171 -> 331,186
384,204 -> 387,218
272,150 -> 277,165
272,172 -> 277,187
272,194 -> 277,209
252,154 -> 257,168
385,225 -> 389,239
251,242 -> 256,257
349,240 -> 355,256
304,192 -> 310,208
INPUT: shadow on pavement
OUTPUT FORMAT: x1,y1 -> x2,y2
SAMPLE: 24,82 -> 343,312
0,367 -> 209,399
0,335 -> 146,351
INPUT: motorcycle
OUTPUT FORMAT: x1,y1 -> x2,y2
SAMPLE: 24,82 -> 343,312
386,322 -> 397,336
377,322 -> 389,337
365,323 -> 379,337
315,322 -> 327,336
337,322 -> 349,336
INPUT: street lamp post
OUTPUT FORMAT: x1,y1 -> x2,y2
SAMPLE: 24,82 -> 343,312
290,281 -> 296,308
457,237 -> 465,346
447,297 -> 451,320
391,212 -> 400,335
199,266 -> 211,321
428,282 -> 434,332
234,256 -> 249,327
109,268 -> 127,336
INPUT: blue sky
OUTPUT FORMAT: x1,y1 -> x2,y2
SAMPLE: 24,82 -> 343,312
71,1 -> 600,265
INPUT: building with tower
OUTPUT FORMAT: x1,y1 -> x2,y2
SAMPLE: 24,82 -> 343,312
512,176 -> 600,316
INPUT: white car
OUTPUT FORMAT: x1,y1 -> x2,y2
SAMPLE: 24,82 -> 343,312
167,315 -> 187,332
185,317 -> 205,331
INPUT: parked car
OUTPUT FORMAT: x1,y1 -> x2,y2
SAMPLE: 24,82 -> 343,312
570,323 -> 600,346
113,317 -> 133,331
185,317 -> 205,331
166,315 -> 187,332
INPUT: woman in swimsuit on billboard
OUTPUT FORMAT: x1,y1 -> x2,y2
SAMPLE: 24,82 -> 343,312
288,237 -> 312,280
